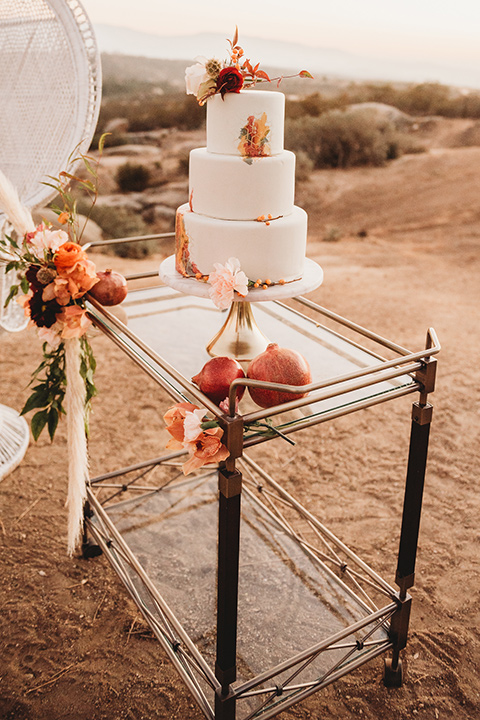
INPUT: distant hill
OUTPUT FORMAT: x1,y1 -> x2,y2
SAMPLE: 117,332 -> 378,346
94,24 -> 480,89
100,53 -> 342,97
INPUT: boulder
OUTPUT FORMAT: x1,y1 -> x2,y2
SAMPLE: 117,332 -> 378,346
348,102 -> 413,129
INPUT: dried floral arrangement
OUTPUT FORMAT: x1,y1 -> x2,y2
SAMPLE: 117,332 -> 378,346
0,142 -> 107,440
0,135 -> 122,554
185,27 -> 313,105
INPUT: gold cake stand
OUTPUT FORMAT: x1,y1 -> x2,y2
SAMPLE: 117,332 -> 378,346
159,255 -> 324,361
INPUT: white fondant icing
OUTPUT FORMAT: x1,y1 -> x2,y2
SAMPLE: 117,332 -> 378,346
189,148 -> 295,220
206,90 -> 285,156
177,203 -> 307,282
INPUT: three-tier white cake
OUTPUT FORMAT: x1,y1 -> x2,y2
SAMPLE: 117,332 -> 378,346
175,90 -> 308,285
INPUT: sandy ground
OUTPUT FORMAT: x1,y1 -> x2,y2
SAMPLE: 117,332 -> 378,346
1,144 -> 480,720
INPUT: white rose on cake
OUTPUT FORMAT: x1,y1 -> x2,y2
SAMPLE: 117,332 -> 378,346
185,57 -> 209,95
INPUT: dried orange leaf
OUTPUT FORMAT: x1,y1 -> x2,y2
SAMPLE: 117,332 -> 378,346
256,70 -> 271,82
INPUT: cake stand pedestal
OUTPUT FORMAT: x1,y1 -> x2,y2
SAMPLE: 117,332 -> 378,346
159,255 -> 324,361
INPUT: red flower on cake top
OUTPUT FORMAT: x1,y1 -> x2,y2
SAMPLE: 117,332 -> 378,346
185,27 -> 313,105
216,67 -> 244,98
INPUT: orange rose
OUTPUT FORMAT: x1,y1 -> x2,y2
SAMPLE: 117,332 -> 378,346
54,242 -> 87,271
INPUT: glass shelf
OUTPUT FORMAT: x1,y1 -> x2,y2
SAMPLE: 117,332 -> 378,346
87,286 -> 426,435
89,463 -> 394,720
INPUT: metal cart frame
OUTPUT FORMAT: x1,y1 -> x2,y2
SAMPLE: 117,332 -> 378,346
83,277 -> 439,720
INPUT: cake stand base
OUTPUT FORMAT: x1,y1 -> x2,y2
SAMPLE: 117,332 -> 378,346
159,255 -> 324,361
206,301 -> 270,361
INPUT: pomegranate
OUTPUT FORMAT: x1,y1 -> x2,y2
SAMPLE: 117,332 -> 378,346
89,269 -> 128,306
192,356 -> 246,406
247,343 -> 312,408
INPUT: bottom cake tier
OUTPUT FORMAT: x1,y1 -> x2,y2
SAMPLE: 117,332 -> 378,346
175,203 -> 307,284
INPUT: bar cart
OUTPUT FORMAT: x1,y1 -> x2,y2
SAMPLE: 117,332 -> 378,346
83,259 -> 439,720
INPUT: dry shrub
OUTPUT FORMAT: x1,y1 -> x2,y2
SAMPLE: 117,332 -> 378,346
287,83 -> 480,122
285,111 -> 402,168
97,93 -> 205,133
295,151 -> 314,182
115,162 -> 151,193
76,202 -> 155,258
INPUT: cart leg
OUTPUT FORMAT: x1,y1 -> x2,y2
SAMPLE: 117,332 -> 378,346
215,467 -> 242,720
384,655 -> 403,688
395,401 -> 433,595
384,592 -> 411,687
81,500 -> 102,559
385,400 -> 433,685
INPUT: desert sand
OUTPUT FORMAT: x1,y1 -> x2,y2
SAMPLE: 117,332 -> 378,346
1,133 -> 479,719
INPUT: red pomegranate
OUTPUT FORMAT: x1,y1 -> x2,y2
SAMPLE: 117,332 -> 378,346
192,356 -> 246,406
89,269 -> 128,306
247,343 -> 312,408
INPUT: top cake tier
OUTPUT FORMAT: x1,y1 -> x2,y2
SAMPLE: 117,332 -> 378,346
206,90 -> 285,156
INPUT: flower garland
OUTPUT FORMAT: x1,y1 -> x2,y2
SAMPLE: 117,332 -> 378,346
0,139 -> 108,554
185,27 -> 313,105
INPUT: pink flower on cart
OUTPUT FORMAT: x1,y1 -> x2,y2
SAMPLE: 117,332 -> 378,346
163,402 -> 230,475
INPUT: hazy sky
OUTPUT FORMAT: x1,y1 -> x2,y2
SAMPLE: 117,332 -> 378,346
80,0 -> 480,65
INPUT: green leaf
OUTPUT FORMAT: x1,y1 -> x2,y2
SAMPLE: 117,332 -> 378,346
78,179 -> 96,193
4,284 -> 19,307
47,408 -> 59,441
20,275 -> 29,294
31,410 -> 49,441
197,78 -> 216,99
98,132 -> 111,154
200,420 -> 219,430
59,171 -> 84,184
6,234 -> 19,249
42,181 -> 61,193
299,70 -> 314,79
82,156 -> 96,177
21,388 -> 50,415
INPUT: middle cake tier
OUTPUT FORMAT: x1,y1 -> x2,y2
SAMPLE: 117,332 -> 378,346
189,148 -> 296,221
